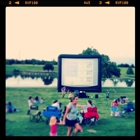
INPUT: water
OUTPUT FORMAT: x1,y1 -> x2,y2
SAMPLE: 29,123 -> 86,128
6,75 -> 135,88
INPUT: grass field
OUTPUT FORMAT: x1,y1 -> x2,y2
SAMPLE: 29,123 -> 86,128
6,64 -> 58,73
6,65 -> 135,79
6,87 -> 135,136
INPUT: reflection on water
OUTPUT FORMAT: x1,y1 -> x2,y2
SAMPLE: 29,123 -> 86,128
6,74 -> 135,88
102,79 -> 135,87
6,75 -> 57,87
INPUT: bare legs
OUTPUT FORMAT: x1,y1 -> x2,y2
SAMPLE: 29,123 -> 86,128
67,127 -> 73,136
62,91 -> 65,98
67,123 -> 83,136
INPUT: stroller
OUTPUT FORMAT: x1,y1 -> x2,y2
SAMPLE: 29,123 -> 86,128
82,106 -> 100,126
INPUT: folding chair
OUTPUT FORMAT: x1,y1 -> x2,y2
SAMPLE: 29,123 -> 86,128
83,107 -> 100,126
42,106 -> 61,124
122,108 -> 135,118
30,105 -> 44,123
84,116 -> 96,126
121,102 -> 135,118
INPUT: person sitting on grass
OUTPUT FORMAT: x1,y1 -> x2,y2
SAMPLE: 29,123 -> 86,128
34,96 -> 39,104
6,102 -> 20,113
52,100 -> 62,111
122,101 -> 135,113
40,97 -> 44,103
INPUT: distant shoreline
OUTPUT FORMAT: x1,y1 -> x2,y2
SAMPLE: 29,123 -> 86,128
6,64 -> 135,79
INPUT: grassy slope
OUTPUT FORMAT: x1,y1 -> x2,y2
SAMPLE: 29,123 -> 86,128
6,65 -> 135,78
6,64 -> 58,72
6,87 -> 135,136
119,67 -> 135,78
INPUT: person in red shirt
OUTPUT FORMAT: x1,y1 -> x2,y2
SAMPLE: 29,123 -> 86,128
49,116 -> 63,136
110,99 -> 119,116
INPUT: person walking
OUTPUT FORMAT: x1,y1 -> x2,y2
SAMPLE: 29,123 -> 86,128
61,86 -> 66,98
49,116 -> 63,136
62,96 -> 83,136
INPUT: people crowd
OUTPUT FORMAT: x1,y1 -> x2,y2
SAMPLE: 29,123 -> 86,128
6,87 -> 135,136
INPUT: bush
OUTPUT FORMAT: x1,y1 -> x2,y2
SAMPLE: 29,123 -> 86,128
126,66 -> 134,75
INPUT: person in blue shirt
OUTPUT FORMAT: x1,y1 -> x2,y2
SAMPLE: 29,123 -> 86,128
6,102 -> 19,113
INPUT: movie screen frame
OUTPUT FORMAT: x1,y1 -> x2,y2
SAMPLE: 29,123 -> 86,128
57,54 -> 102,92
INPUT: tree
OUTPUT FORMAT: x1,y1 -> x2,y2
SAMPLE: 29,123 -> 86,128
25,59 -> 32,64
126,66 -> 134,75
125,79 -> 134,87
42,76 -> 54,85
130,64 -> 135,68
123,63 -> 129,67
8,59 -> 15,65
43,63 -> 54,72
21,60 -> 25,64
31,59 -> 37,65
81,47 -> 121,79
50,65 -> 54,72
118,63 -> 130,67
6,60 -> 10,65
50,59 -> 57,65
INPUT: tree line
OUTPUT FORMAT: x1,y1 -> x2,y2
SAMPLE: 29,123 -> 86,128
6,47 -> 135,78
6,59 -> 57,65
5,59 -> 134,68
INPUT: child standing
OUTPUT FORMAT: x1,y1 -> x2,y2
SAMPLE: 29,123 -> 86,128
106,90 -> 110,100
68,92 -> 74,99
110,99 -> 119,116
49,116 -> 63,136
61,86 -> 66,98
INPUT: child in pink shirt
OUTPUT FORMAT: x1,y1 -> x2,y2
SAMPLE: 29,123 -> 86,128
49,116 -> 63,136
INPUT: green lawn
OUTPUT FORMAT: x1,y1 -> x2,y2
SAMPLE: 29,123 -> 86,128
6,65 -> 135,79
120,68 -> 135,78
6,64 -> 58,73
6,87 -> 135,136
119,67 -> 135,79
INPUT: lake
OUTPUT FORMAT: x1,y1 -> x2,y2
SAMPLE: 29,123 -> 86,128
6,75 -> 135,88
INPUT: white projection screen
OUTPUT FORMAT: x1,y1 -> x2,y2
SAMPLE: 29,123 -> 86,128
57,54 -> 102,92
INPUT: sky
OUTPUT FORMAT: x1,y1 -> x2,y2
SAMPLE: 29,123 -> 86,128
6,7 -> 135,65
